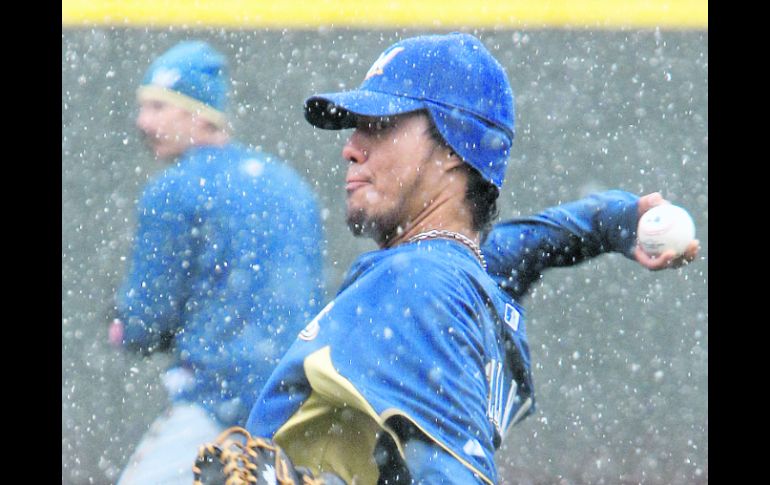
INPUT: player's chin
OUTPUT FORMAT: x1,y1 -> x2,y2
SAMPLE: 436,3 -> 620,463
345,207 -> 370,237
154,144 -> 183,161
345,194 -> 369,222
346,206 -> 391,241
144,140 -> 167,159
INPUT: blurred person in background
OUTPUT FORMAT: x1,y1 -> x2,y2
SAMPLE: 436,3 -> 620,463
108,40 -> 325,484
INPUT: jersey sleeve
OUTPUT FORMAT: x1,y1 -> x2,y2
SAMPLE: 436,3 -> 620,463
483,189 -> 639,300
115,173 -> 197,354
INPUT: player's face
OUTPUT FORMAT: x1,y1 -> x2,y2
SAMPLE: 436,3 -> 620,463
136,99 -> 198,160
342,112 -> 445,245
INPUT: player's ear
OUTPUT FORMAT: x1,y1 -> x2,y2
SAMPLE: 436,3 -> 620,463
439,147 -> 466,173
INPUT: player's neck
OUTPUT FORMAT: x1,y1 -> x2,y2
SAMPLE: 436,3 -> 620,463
381,194 -> 478,249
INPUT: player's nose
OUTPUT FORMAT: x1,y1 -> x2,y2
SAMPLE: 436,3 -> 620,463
342,132 -> 368,165
135,107 -> 154,132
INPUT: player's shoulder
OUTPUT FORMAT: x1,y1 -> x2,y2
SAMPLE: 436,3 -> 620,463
380,240 -> 457,270
375,240 -> 489,291
181,143 -> 267,171
230,145 -> 315,194
395,239 -> 485,270
393,240 -> 517,304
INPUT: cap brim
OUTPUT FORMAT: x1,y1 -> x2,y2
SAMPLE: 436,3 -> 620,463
304,90 -> 426,130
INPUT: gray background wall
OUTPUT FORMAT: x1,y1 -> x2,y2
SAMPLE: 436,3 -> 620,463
62,28 -> 708,484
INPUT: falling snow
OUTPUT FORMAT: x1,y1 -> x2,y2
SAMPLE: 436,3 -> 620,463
62,28 -> 707,485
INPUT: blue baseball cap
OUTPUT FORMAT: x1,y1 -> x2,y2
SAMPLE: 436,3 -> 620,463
137,40 -> 229,127
304,33 -> 515,189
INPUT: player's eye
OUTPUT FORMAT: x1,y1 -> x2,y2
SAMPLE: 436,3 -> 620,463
146,100 -> 168,112
373,119 -> 393,131
360,117 -> 395,133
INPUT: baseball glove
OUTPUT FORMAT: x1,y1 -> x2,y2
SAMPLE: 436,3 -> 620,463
193,426 -> 347,485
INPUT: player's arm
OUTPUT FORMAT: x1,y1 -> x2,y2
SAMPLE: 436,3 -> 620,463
112,180 -> 193,354
483,190 -> 699,300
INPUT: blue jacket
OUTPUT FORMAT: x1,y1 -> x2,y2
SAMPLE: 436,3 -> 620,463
116,143 -> 325,426
246,189 -> 639,484
248,239 -> 529,485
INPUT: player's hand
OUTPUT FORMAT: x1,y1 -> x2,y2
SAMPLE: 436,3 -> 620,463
634,192 -> 700,271
108,318 -> 124,348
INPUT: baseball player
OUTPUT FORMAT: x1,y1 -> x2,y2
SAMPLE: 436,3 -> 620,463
110,40 -> 326,484
240,32 -> 698,485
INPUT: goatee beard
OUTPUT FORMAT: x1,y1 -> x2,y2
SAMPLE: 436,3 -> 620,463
346,208 -> 375,238
346,208 -> 400,246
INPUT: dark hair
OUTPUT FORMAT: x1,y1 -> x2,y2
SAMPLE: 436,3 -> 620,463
425,116 -> 500,234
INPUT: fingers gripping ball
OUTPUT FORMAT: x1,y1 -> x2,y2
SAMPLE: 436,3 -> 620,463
193,426 -> 347,485
637,204 -> 696,257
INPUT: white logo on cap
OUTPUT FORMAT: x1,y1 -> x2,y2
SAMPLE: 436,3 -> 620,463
365,47 -> 405,80
151,67 -> 181,88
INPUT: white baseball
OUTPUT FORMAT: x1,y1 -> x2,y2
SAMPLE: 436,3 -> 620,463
637,204 -> 696,257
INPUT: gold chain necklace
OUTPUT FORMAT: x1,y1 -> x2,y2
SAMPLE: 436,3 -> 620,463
407,230 -> 487,270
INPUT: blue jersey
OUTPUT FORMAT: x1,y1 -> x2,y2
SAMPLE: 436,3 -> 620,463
246,190 -> 639,484
116,143 -> 325,427
248,240 -> 529,484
